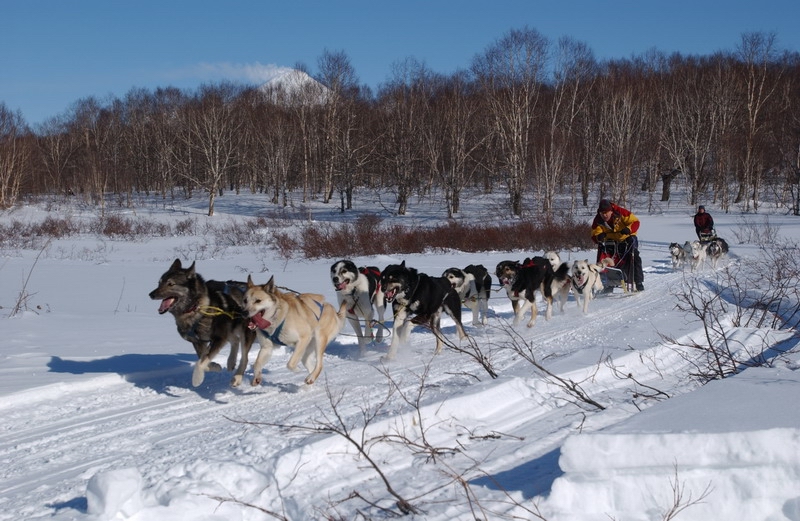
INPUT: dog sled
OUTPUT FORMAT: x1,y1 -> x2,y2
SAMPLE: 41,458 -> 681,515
597,239 -> 636,294
698,230 -> 717,243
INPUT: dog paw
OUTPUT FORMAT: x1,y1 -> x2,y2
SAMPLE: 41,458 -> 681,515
230,375 -> 242,387
251,376 -> 262,386
191,366 -> 205,387
208,362 -> 222,372
304,376 -> 316,385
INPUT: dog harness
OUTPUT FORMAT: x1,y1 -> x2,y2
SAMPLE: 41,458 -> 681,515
255,299 -> 326,346
261,320 -> 287,346
572,277 -> 588,292
342,267 -> 381,315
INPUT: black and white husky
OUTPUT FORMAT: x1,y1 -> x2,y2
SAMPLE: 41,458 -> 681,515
544,251 -> 572,314
495,256 -> 570,327
706,237 -> 729,268
442,264 -> 492,325
381,261 -> 467,360
330,259 -> 386,353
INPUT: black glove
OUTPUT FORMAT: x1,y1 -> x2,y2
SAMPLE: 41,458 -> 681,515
597,233 -> 606,242
620,227 -> 631,235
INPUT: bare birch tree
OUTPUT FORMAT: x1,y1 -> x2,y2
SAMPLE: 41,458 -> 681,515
0,104 -> 31,208
177,82 -> 244,216
539,36 -> 596,214
377,57 -> 428,216
659,55 -> 721,205
735,31 -> 781,211
472,26 -> 549,217
36,114 -> 80,196
317,49 -> 365,209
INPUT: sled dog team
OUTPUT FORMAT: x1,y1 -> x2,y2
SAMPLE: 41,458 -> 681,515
150,252 -> 627,389
151,240 -> 727,388
669,237 -> 729,271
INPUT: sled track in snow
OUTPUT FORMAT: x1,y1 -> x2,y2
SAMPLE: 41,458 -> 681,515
1,251 -> 698,517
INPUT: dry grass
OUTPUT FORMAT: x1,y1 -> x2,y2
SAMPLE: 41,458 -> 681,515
0,212 -> 593,258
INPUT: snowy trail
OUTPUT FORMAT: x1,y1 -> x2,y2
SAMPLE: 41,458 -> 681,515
0,239 -> 715,519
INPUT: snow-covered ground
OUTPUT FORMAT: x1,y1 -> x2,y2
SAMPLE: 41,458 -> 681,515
1,192 -> 799,521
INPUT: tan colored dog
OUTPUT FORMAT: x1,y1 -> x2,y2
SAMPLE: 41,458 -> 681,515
571,258 -> 613,313
243,275 -> 346,386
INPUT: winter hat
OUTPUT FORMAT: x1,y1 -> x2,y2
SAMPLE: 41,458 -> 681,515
698,205 -> 705,211
598,199 -> 613,212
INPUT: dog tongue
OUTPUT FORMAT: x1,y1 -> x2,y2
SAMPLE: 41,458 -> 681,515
336,281 -> 348,291
249,311 -> 271,330
158,298 -> 175,314
384,288 -> 396,301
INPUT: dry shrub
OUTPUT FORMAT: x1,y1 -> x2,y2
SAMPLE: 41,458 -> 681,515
301,222 -> 348,258
97,215 -> 134,238
174,218 -> 197,236
295,217 -> 593,259
132,218 -> 171,237
34,216 -> 79,238
211,218 -> 263,246
270,230 -> 300,262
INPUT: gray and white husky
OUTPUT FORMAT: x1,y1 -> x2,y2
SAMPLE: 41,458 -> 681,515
669,242 -> 687,270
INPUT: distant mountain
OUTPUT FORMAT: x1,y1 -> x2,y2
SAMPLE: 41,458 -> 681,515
258,68 -> 328,104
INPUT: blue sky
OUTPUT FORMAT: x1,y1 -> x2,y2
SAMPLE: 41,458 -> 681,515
3,0 -> 798,127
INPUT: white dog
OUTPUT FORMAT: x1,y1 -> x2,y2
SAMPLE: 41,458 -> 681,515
571,258 -> 613,313
688,240 -> 708,271
545,251 -> 572,314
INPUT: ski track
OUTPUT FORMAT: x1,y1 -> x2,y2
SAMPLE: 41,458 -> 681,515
1,247 -> 701,517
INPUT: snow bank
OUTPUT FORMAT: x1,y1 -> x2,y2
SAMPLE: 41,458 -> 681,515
539,367 -> 800,521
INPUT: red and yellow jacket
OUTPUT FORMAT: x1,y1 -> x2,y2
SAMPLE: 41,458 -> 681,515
591,203 -> 640,243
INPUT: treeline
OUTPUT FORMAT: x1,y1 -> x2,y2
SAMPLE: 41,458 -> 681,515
1,28 -> 798,216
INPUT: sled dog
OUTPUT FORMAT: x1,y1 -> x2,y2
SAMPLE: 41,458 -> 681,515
244,275 -> 346,386
544,251 -> 572,314
705,237 -> 729,268
381,261 -> 468,360
330,259 -> 387,353
669,242 -> 687,270
442,264 -> 492,325
149,259 -> 256,387
571,258 -> 614,313
495,257 -> 570,327
688,240 -> 707,271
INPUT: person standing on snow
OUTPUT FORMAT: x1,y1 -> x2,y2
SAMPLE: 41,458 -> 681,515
693,205 -> 715,240
591,199 -> 644,292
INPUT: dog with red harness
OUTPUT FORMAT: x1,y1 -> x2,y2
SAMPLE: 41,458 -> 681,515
495,256 -> 570,327
330,259 -> 387,355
